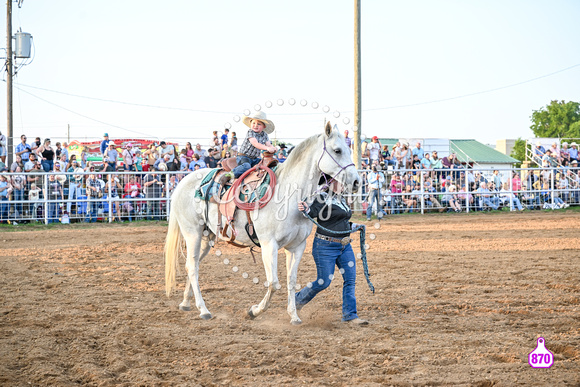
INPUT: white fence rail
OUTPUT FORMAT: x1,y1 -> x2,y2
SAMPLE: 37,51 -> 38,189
0,166 -> 576,225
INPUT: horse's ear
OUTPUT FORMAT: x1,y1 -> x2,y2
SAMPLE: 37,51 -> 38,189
325,121 -> 332,137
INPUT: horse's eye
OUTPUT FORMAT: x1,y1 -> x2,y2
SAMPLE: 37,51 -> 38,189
334,148 -> 341,155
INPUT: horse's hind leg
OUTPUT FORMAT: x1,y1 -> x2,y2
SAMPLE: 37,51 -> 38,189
179,230 -> 215,312
180,230 -> 214,320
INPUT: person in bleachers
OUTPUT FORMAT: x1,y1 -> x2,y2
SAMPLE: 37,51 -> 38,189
430,150 -> 443,182
540,181 -> 568,209
221,129 -> 230,151
100,133 -> 110,156
367,136 -> 381,165
15,134 -> 32,164
380,145 -> 396,168
457,184 -> 473,211
476,182 -> 499,210
10,166 -> 25,219
533,141 -> 546,165
344,130 -> 352,148
500,182 -> 524,211
412,142 -> 424,160
188,154 -> 206,170
401,184 -> 417,212
521,182 -> 540,210
569,142 -> 578,163
36,138 -> 56,172
366,165 -> 384,221
0,173 -> 12,223
230,132 -> 238,156
549,142 -> 561,164
204,148 -> 220,169
560,142 -> 570,165
442,184 -> 462,213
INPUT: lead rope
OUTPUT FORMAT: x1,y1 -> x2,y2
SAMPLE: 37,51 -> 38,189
300,208 -> 375,293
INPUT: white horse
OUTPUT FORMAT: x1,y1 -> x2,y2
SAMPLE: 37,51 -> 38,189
165,122 -> 360,324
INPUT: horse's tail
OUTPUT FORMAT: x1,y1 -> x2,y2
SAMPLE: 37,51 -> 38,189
165,208 -> 182,297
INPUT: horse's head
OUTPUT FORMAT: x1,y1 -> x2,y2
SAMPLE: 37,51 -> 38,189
317,122 -> 360,193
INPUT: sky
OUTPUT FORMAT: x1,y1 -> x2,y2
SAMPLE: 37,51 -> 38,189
1,0 -> 579,148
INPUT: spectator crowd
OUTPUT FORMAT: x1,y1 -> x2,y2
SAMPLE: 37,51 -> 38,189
0,129 -> 577,225
340,132 -> 578,220
0,130 -> 290,224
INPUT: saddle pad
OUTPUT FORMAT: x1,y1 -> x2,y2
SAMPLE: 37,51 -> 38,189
194,169 -> 220,200
194,166 -> 277,203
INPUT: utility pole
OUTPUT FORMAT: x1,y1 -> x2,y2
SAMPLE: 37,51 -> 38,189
353,0 -> 362,170
6,0 -> 13,167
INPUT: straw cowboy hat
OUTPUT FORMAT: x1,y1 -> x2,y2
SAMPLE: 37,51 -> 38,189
242,111 -> 275,134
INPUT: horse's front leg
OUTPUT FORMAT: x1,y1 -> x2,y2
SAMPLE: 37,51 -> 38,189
248,240 -> 279,319
285,242 -> 306,325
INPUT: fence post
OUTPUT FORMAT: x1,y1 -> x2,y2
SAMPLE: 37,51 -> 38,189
550,168 -> 555,209
166,171 -> 170,221
43,173 -> 48,224
107,172 -> 112,223
420,171 -> 425,214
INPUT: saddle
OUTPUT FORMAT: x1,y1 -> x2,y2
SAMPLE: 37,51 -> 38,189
210,152 -> 278,248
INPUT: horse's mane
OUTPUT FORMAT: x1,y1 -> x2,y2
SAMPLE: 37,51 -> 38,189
275,134 -> 321,177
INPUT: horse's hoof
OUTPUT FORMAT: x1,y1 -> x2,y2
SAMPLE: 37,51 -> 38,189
179,305 -> 192,312
291,319 -> 302,326
247,307 -> 256,319
200,313 -> 212,320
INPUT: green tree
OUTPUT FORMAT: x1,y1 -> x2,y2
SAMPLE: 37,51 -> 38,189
530,100 -> 580,138
510,137 -> 526,167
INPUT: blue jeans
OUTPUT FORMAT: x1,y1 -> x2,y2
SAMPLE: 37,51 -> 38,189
367,188 -> 383,220
42,160 -> 53,172
480,197 -> 499,210
233,155 -> 261,178
13,189 -> 24,218
507,197 -> 523,211
0,196 -> 8,222
146,198 -> 160,220
48,198 -> 60,223
86,200 -> 99,222
67,182 -> 83,214
295,238 -> 359,321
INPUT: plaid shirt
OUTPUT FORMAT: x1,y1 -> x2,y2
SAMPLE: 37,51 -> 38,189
238,129 -> 269,159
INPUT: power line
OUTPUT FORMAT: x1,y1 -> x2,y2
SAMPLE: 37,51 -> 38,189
361,63 -> 580,112
10,81 -> 239,114
13,85 -> 157,138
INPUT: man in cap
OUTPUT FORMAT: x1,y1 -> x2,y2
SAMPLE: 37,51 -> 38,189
100,133 -> 110,156
122,143 -> 135,171
367,136 -> 381,164
533,141 -> 545,165
105,141 -> 119,171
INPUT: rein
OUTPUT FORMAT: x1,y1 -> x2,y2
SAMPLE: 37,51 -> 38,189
300,208 -> 375,293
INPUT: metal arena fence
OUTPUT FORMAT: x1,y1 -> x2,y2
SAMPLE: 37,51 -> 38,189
0,166 -> 577,225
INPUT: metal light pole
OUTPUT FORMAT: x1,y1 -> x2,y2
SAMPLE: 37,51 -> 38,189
6,0 -> 14,167
354,0 -> 362,170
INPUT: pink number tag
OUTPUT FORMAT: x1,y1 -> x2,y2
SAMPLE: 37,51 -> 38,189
528,337 -> 554,368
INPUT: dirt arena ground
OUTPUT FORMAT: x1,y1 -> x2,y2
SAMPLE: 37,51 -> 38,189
1,211 -> 579,386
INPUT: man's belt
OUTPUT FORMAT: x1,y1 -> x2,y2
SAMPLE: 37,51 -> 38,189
315,233 -> 351,246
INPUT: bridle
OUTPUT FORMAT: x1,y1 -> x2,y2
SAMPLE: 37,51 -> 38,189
315,136 -> 356,193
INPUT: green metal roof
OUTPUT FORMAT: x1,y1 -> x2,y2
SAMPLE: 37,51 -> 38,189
450,140 -> 518,164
